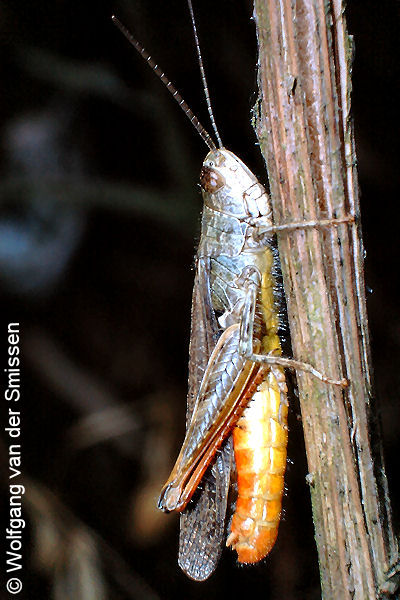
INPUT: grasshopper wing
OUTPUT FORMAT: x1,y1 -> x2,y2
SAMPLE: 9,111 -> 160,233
178,258 -> 233,581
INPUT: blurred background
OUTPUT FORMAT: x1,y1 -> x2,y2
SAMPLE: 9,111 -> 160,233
0,0 -> 399,598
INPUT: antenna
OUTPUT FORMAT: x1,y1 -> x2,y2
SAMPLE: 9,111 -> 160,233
187,0 -> 223,149
111,15 -> 217,152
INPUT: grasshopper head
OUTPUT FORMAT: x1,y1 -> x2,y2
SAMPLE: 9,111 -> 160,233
200,149 -> 259,219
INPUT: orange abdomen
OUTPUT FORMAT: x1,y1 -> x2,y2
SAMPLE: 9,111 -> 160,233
227,367 -> 288,563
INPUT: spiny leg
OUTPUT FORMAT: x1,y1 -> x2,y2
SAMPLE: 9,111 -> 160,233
250,214 -> 356,243
237,271 -> 348,388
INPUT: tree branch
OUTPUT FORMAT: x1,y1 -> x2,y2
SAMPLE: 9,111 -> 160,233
253,1 -> 398,597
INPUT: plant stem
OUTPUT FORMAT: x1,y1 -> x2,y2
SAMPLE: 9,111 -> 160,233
253,1 -> 398,597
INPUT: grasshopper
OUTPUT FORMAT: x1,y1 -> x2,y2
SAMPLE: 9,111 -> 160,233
113,1 -> 349,581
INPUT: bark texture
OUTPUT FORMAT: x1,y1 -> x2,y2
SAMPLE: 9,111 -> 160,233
253,1 -> 398,597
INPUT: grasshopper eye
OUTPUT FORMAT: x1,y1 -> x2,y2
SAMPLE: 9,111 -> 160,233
200,166 -> 225,193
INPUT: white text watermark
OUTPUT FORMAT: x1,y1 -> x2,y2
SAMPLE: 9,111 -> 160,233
4,323 -> 24,595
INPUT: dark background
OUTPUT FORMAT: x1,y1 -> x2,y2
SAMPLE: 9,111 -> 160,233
0,0 -> 399,598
